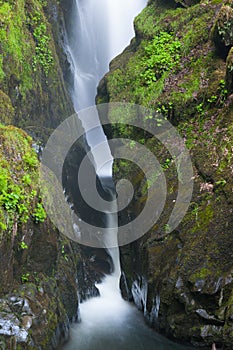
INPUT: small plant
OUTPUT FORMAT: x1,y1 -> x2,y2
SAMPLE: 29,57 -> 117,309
215,179 -> 226,186
22,174 -> 32,185
162,158 -> 172,170
196,102 -> 204,117
33,202 -> 46,223
1,184 -> 29,223
30,11 -> 53,76
207,95 -> 217,104
156,102 -> 173,119
191,202 -> 199,221
164,223 -> 171,233
21,273 -> 30,283
61,244 -> 68,262
23,151 -> 38,168
218,79 -> 228,104
129,140 -> 136,149
140,32 -> 181,85
19,241 -> 28,250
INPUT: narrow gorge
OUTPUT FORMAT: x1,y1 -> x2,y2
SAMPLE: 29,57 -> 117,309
0,0 -> 232,349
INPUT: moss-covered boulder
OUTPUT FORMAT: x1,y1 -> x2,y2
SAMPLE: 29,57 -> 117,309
0,0 -> 73,133
175,0 -> 201,7
211,3 -> 233,58
0,125 -> 100,349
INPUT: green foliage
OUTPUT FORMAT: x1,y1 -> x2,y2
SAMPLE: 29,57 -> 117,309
106,31 -> 181,106
61,244 -> 68,262
0,125 -> 43,236
19,241 -> 28,250
0,175 -> 30,224
23,151 -> 38,168
22,174 -> 32,185
196,102 -> 204,116
31,12 -> 53,76
33,202 -> 46,223
21,273 -> 30,283
215,179 -> 226,186
0,0 -> 54,104
140,32 -> 181,85
0,0 -> 33,92
162,158 -> 172,170
218,79 -> 228,103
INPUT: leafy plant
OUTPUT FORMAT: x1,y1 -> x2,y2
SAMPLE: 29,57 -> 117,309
30,11 -> 53,76
162,158 -> 172,170
61,244 -> 68,262
23,151 -> 38,168
19,241 -> 28,250
22,174 -> 32,185
218,79 -> 228,104
215,179 -> 226,186
21,273 -> 30,283
140,32 -> 181,85
33,203 -> 46,223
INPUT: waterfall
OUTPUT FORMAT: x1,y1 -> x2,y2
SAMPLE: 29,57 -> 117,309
63,0 -> 147,265
61,2 -> 195,349
65,0 -> 147,111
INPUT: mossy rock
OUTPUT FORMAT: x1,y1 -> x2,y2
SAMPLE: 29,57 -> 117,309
0,90 -> 14,124
100,0 -> 233,347
211,4 -> 233,58
175,0 -> 200,7
0,0 -> 73,133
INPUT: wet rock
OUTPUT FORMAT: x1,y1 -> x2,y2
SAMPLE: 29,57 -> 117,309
201,325 -> 222,339
131,276 -> 148,315
120,272 -> 133,301
196,309 -> 224,325
0,313 -> 28,342
21,316 -> 33,330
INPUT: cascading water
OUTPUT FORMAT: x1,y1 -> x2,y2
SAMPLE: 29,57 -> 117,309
62,1 -> 193,349
65,0 -> 147,111
63,0 -> 147,278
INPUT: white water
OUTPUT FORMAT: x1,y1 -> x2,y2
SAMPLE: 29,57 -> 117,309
66,0 -> 147,111
62,1 -> 193,349
64,0 -> 147,177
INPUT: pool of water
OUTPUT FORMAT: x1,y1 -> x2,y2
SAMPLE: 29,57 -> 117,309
62,275 -> 192,350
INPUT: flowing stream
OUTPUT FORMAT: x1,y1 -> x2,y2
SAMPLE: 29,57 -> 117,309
62,1 -> 192,349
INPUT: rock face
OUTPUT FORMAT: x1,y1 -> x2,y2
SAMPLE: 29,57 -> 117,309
97,0 -> 233,348
0,0 -> 73,137
0,1 -> 103,348
0,125 -> 102,349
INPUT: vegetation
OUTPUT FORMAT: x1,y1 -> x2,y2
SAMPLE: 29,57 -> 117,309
99,1 -> 233,347
0,0 -> 72,129
0,125 -> 45,237
30,10 -> 54,76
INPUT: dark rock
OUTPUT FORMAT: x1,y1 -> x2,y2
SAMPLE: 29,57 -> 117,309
226,47 -> 233,93
211,4 -> 233,58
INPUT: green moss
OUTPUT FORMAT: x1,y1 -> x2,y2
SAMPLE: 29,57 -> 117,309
190,267 -> 212,282
0,0 -> 72,130
103,1 -> 219,114
0,0 -> 34,93
0,125 -> 43,237
104,0 -> 233,346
